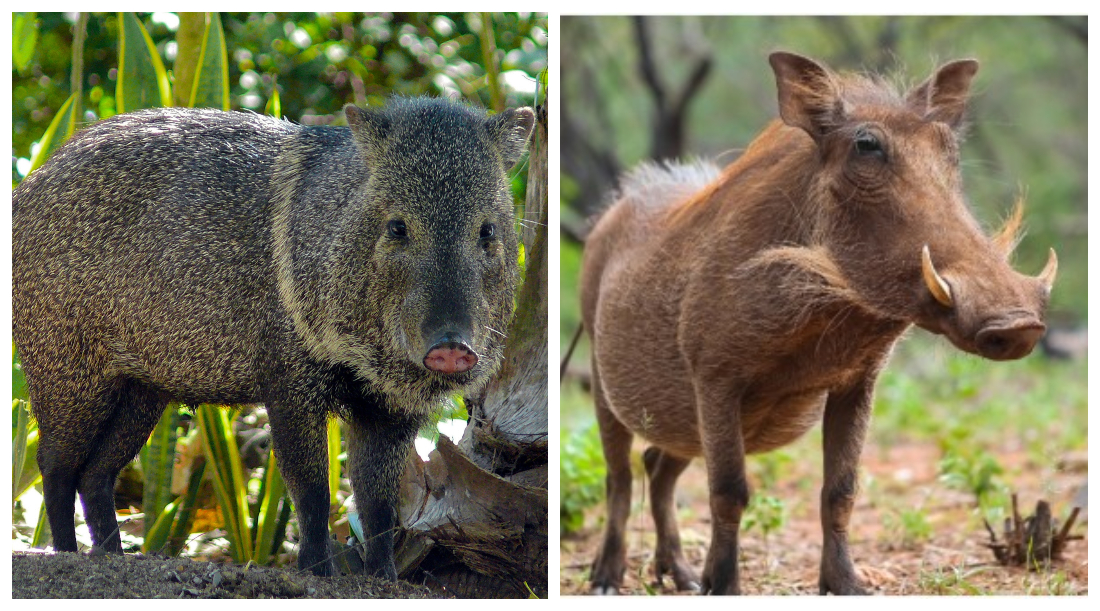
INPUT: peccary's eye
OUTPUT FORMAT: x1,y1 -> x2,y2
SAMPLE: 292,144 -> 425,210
854,131 -> 885,159
387,220 -> 407,238
480,222 -> 495,240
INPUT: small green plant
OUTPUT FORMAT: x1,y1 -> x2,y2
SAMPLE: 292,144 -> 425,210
884,506 -> 933,548
749,450 -> 793,490
560,423 -> 606,535
742,494 -> 787,558
937,448 -> 1006,508
918,564 -> 994,595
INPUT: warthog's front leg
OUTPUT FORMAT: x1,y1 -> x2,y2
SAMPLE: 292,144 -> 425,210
819,376 -> 875,595
697,382 -> 750,595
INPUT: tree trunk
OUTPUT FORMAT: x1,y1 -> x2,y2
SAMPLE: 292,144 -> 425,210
395,102 -> 549,598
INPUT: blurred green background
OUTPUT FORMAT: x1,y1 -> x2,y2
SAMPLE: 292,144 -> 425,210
559,16 -> 1086,538
12,12 -> 548,181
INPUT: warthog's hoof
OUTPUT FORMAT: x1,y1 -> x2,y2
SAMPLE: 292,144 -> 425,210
656,557 -> 701,592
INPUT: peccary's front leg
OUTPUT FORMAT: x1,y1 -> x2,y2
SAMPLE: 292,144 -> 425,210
818,377 -> 875,595
345,407 -> 421,581
268,402 -> 334,576
697,380 -> 750,595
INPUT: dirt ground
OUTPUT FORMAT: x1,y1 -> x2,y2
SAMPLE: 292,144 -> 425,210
12,551 -> 448,599
560,440 -> 1088,595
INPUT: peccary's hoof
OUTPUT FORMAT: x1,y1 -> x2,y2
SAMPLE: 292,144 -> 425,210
423,342 -> 478,374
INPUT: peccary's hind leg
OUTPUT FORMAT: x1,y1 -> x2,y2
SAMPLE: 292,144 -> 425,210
37,435 -> 82,552
29,366 -> 124,553
589,363 -> 634,595
643,447 -> 699,591
818,380 -> 874,595
268,400 -> 334,576
345,405 -> 421,580
76,380 -> 168,553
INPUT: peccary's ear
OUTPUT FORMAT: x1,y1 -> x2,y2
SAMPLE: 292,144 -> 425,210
487,107 -> 536,169
906,59 -> 979,130
345,104 -> 390,165
769,52 -> 845,143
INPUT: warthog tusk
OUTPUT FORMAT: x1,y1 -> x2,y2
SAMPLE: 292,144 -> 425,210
1038,248 -> 1058,294
921,244 -> 954,308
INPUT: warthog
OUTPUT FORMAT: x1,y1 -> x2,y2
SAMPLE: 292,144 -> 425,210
579,52 -> 1056,595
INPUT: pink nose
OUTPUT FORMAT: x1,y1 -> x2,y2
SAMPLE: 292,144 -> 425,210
423,343 -> 478,374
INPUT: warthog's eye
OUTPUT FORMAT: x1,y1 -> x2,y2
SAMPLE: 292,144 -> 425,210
854,132 -> 886,160
480,222 -> 496,240
387,219 -> 407,238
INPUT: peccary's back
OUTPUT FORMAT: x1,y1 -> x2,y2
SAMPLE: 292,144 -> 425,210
12,108 -> 323,401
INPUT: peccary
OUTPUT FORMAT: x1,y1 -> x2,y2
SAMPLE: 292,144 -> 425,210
13,97 -> 535,577
580,52 -> 1056,595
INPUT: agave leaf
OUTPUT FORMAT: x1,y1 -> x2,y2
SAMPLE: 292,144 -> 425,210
189,12 -> 230,110
117,12 -> 171,112
26,91 -> 79,174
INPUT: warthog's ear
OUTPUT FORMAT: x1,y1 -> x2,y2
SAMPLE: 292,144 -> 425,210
487,107 -> 536,170
906,59 -> 980,130
769,52 -> 844,143
345,104 -> 390,166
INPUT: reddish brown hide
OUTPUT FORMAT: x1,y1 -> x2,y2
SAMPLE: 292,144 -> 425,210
579,52 -> 1056,595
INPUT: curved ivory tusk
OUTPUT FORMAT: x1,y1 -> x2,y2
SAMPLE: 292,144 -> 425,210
1037,248 -> 1058,293
921,244 -> 954,308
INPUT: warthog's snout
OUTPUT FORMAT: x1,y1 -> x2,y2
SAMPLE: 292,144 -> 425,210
423,332 -> 479,374
975,317 -> 1046,360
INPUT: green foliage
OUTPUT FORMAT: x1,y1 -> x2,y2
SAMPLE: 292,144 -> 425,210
884,506 -> 933,548
937,448 -> 1006,508
749,450 -> 793,490
12,400 -> 40,502
12,13 -> 38,74
872,336 -> 1086,454
187,13 -> 230,109
327,417 -> 342,524
140,403 -> 181,541
12,345 -> 28,404
560,423 -> 606,535
196,404 -> 252,563
191,406 -> 291,565
25,91 -> 79,174
31,498 -> 50,548
918,565 -> 993,595
13,12 -> 548,183
251,448 -> 288,564
117,12 -> 171,112
144,455 -> 204,556
741,494 -> 787,542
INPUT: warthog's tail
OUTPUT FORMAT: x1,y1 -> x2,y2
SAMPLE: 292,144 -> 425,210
560,322 -> 585,381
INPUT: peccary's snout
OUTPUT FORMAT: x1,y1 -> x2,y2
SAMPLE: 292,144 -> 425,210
975,318 -> 1046,361
423,332 -> 479,374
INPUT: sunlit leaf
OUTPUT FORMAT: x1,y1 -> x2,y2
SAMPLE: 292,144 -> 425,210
12,12 -> 38,74
26,91 -> 79,174
189,12 -> 230,110
117,12 -> 171,112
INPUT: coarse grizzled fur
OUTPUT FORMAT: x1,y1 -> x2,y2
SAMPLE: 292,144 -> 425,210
12,97 -> 535,578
